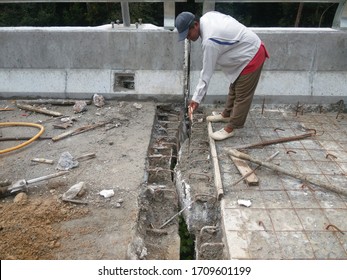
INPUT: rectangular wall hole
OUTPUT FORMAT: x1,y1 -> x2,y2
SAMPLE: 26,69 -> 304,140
113,72 -> 135,92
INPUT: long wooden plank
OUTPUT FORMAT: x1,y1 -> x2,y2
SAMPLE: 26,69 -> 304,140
230,156 -> 259,186
207,122 -> 224,200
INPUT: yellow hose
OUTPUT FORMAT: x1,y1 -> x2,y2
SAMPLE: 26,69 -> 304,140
0,122 -> 45,154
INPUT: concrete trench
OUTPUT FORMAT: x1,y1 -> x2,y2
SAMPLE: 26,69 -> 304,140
128,105 -> 227,260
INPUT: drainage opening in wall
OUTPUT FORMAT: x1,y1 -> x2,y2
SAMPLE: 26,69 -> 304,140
113,72 -> 135,92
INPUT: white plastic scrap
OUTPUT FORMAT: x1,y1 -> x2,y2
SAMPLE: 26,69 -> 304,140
237,199 -> 252,207
99,189 -> 115,198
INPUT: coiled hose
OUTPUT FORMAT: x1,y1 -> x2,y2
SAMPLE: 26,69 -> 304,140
0,122 -> 45,154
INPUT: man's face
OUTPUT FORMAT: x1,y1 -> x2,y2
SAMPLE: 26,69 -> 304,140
187,22 -> 199,42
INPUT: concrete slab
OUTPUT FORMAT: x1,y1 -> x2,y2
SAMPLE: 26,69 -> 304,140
209,105 -> 347,259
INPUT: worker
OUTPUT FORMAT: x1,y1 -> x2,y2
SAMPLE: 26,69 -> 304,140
175,11 -> 269,140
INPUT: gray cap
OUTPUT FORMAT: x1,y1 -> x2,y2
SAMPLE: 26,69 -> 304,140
175,12 -> 195,41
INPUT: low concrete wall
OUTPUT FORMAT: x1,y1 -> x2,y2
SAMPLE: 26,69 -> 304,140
190,28 -> 347,104
0,24 -> 184,102
0,25 -> 347,104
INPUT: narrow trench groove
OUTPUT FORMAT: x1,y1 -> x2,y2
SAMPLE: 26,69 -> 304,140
127,105 -> 226,260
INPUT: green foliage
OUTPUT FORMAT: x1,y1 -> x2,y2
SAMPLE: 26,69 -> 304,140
179,216 -> 195,260
0,2 -> 339,27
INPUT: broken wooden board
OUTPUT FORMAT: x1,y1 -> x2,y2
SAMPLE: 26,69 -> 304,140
16,103 -> 62,117
230,156 -> 259,186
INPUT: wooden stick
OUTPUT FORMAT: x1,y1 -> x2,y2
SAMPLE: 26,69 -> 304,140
21,99 -> 92,105
0,108 -> 15,111
52,121 -> 111,142
62,198 -> 88,205
208,122 -> 224,200
31,158 -> 54,164
228,149 -> 347,197
16,103 -> 62,117
230,151 -> 279,187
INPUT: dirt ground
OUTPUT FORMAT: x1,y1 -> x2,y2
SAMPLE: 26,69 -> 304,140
0,98 -> 157,259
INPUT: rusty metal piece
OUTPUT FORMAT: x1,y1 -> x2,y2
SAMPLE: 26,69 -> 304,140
147,168 -> 173,175
326,224 -> 345,235
189,172 -> 211,182
190,159 -> 210,165
326,153 -> 338,160
286,150 -> 297,154
301,183 -> 315,192
261,97 -> 265,115
234,132 -> 315,150
295,102 -> 302,116
160,141 -> 178,148
200,225 -> 218,236
155,135 -> 178,142
301,127 -> 317,135
194,193 -> 216,203
258,221 -> 267,231
336,100 -> 344,119
148,154 -> 177,159
190,148 -> 210,153
200,242 -> 224,250
153,188 -> 178,199
274,128 -> 285,132
157,113 -> 179,120
157,120 -> 179,125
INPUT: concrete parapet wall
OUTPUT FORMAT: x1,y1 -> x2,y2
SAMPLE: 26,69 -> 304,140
0,26 -> 347,103
190,28 -> 347,104
0,25 -> 184,101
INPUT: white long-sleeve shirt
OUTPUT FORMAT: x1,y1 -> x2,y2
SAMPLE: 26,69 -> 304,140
192,11 -> 261,104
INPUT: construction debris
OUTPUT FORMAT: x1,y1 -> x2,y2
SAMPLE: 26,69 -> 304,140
52,121 -> 112,142
56,152 -> 79,170
233,132 -> 315,150
93,94 -> 105,107
73,101 -> 88,113
99,189 -> 115,198
16,103 -> 63,117
31,158 -> 54,165
228,149 -> 347,197
62,182 -> 85,200
21,99 -> 92,105
230,156 -> 259,186
0,171 -> 69,197
237,199 -> 252,207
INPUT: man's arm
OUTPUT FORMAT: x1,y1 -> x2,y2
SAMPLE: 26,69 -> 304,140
191,42 -> 219,106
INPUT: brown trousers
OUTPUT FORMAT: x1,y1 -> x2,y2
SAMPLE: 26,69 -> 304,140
222,64 -> 264,129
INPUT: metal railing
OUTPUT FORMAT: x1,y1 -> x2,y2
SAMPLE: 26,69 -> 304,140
0,0 -> 346,29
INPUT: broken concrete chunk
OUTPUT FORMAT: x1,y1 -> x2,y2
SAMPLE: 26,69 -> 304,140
56,151 -> 79,170
62,182 -> 85,200
133,103 -> 142,109
237,199 -> 252,207
93,94 -> 105,107
99,189 -> 114,198
73,101 -> 88,113
14,192 -> 28,204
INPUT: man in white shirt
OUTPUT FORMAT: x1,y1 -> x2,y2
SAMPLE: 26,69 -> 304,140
175,11 -> 269,140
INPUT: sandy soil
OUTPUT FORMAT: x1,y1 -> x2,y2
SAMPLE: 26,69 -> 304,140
0,99 -> 157,259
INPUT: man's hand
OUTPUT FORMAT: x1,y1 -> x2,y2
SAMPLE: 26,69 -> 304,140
188,101 -> 199,122
188,100 -> 199,112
